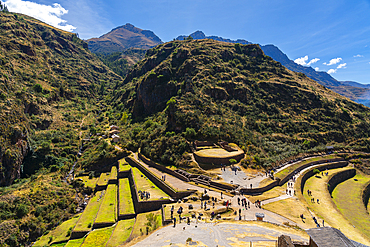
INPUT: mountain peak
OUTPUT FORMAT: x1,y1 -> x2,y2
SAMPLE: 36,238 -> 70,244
176,31 -> 252,45
88,23 -> 162,53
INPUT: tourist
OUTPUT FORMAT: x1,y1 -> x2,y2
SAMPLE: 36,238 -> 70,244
187,217 -> 190,225
173,217 -> 176,227
171,205 -> 174,218
317,198 -> 319,204
221,191 -> 223,199
238,197 -> 240,205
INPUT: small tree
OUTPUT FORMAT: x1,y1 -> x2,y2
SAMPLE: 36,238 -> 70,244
313,168 -> 320,175
229,159 -> 237,165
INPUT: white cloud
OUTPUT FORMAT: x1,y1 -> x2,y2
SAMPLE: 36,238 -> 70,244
314,67 -> 319,71
354,54 -> 363,57
294,55 -> 308,66
324,57 -> 342,66
307,58 -> 320,66
337,63 -> 347,69
328,69 -> 337,74
4,0 -> 76,32
294,56 -> 320,67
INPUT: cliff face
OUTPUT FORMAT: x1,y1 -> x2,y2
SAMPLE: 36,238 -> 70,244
0,12 -> 121,185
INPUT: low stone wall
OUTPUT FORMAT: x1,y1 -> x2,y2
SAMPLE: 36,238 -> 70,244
239,180 -> 280,195
92,222 -> 115,229
161,205 -> 173,226
361,181 -> 370,210
193,152 -> 245,165
118,169 -> 130,179
70,230 -> 89,240
209,181 -> 237,191
138,153 -> 190,182
327,168 -> 356,195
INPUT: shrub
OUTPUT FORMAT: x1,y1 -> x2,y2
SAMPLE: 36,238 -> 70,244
33,83 -> 43,93
15,204 -> 29,218
313,168 -> 320,175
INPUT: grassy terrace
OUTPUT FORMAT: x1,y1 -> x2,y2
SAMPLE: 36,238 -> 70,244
301,167 -> 370,245
130,211 -> 162,239
119,159 -> 130,172
34,214 -> 82,246
109,166 -> 117,180
79,176 -> 98,189
96,172 -> 110,187
65,238 -> 85,247
119,178 -> 135,215
274,154 -> 339,179
94,184 -> 117,224
132,167 -> 170,201
80,226 -> 115,247
74,191 -> 104,232
106,219 -> 135,247
332,173 -> 370,239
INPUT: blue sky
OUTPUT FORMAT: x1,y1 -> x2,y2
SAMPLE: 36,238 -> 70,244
4,0 -> 370,83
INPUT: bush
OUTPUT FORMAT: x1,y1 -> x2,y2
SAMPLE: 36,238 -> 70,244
33,83 -> 43,93
15,204 -> 29,218
313,168 -> 320,175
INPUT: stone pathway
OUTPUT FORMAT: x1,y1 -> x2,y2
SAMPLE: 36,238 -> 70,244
219,167 -> 267,188
131,221 -> 308,247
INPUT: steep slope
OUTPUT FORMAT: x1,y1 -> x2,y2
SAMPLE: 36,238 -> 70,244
112,39 -> 370,167
0,12 -> 122,186
176,31 -> 370,105
87,23 -> 162,53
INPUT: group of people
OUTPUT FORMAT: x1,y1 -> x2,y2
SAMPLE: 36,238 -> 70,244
138,190 -> 151,200
237,197 -> 251,209
307,189 -> 319,203
161,175 -> 166,181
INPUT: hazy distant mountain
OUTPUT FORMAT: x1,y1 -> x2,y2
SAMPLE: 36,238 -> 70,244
87,23 -> 162,53
177,30 -> 252,45
176,31 -> 370,105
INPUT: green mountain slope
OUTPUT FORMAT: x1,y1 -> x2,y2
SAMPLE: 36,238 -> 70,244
112,39 -> 370,167
0,12 -> 122,186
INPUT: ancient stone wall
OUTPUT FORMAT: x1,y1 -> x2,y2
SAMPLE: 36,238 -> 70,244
361,181 -> 370,210
193,152 -> 245,165
327,168 -> 356,194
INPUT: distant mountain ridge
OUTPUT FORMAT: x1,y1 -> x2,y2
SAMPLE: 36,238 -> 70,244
176,31 -> 370,105
87,23 -> 162,53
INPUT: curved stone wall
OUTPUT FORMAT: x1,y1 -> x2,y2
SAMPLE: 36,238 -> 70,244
327,169 -> 356,195
193,152 -> 245,165
362,181 -> 370,210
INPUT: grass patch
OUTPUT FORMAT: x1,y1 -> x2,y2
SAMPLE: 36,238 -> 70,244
106,219 -> 135,247
263,198 -> 317,229
80,226 -> 114,247
332,172 -> 370,239
132,167 -> 170,201
74,191 -> 104,232
119,178 -> 135,215
275,155 -> 339,179
131,210 -> 162,239
119,159 -> 130,172
109,166 -> 117,181
34,214 -> 81,246
96,172 -> 110,187
302,167 -> 370,245
65,238 -> 85,247
94,184 -> 117,224
51,243 -> 66,247
79,176 -> 98,189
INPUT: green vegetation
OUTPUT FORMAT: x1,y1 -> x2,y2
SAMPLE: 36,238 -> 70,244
94,184 -> 117,224
80,226 -> 114,247
65,238 -> 85,247
119,159 -> 130,172
109,166 -> 117,181
79,176 -> 98,189
332,173 -> 370,239
131,211 -> 162,239
106,219 -> 135,247
96,172 -> 110,187
74,191 -> 104,232
119,178 -> 135,215
132,167 -> 170,200
34,214 -> 81,246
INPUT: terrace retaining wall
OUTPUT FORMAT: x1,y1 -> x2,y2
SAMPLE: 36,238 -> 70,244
327,168 -> 356,195
70,230 -> 89,239
138,153 -> 190,182
299,161 -> 349,194
279,158 -> 345,186
361,181 -> 370,210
